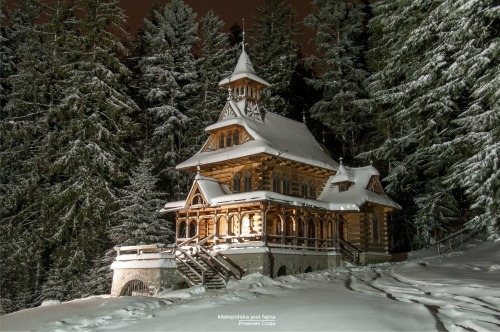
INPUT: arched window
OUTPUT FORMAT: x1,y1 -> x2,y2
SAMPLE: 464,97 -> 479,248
233,130 -> 240,145
308,220 -> 316,239
301,180 -> 308,197
273,174 -> 280,192
233,173 -> 241,193
217,217 -> 227,237
285,217 -> 294,237
188,221 -> 196,238
229,215 -> 239,235
282,175 -> 291,195
309,181 -> 316,198
244,172 -> 252,192
179,221 -> 187,238
298,218 -> 305,238
192,194 -> 203,205
226,131 -> 232,147
276,218 -> 282,236
219,133 -> 225,149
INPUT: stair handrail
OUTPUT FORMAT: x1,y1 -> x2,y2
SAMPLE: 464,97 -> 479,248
197,234 -> 215,247
175,259 -> 205,286
196,245 -> 235,282
433,227 -> 480,256
214,253 -> 244,279
338,238 -> 361,263
175,245 -> 207,285
177,234 -> 200,247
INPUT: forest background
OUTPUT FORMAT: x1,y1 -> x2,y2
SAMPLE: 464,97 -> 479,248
0,0 -> 498,315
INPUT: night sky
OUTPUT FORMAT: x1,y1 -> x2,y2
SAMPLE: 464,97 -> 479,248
119,0 -> 315,52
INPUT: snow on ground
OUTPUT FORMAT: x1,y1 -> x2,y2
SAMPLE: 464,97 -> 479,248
1,240 -> 499,332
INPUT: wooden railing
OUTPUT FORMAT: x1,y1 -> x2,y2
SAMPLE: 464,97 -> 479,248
114,243 -> 174,256
214,253 -> 244,279
174,245 -> 207,286
196,245 -> 237,282
177,234 -> 200,247
434,227 -> 480,256
338,239 -> 361,264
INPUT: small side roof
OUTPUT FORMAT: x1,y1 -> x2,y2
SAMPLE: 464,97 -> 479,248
318,165 -> 401,210
160,174 -> 231,213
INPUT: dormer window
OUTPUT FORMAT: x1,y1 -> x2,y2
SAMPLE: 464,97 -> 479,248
226,131 -> 232,147
339,182 -> 353,192
192,194 -> 204,206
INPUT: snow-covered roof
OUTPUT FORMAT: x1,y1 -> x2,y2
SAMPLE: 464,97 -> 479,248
318,166 -> 401,210
195,174 -> 231,203
218,49 -> 270,87
177,99 -> 339,171
160,174 -> 231,213
329,164 -> 378,185
162,171 -> 400,213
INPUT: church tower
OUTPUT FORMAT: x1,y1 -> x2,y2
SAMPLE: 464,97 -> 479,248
218,42 -> 270,120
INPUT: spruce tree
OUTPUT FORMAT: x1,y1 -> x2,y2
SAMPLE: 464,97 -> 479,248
195,10 -> 233,132
137,0 -> 199,198
87,156 -> 173,295
0,0 -> 51,312
442,0 -> 499,240
39,0 -> 138,301
252,0 -> 300,118
305,0 -> 369,161
362,0 -> 499,244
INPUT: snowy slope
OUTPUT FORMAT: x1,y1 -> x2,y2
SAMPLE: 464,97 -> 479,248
1,241 -> 499,331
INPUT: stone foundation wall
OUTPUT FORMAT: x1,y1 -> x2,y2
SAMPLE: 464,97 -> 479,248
219,250 -> 342,278
110,267 -> 185,297
359,252 -> 392,265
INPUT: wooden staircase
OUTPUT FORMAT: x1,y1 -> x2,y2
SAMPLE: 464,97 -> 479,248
339,238 -> 361,265
175,235 -> 242,290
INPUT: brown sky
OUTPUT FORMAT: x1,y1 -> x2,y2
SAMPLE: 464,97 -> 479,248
119,0 -> 315,52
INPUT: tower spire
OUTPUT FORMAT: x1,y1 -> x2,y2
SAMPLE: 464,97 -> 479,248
241,18 -> 246,52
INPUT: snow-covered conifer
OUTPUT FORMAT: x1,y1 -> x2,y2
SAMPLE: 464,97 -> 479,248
305,0 -> 369,161
252,0 -> 299,117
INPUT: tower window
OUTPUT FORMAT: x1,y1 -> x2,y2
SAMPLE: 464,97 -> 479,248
273,174 -> 281,192
233,173 -> 241,193
282,175 -> 291,195
244,172 -> 252,192
301,180 -> 308,197
233,130 -> 240,145
219,134 -> 225,148
309,181 -> 316,198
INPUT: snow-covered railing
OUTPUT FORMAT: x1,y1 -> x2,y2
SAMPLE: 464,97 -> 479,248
114,244 -> 174,256
434,227 -> 480,256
